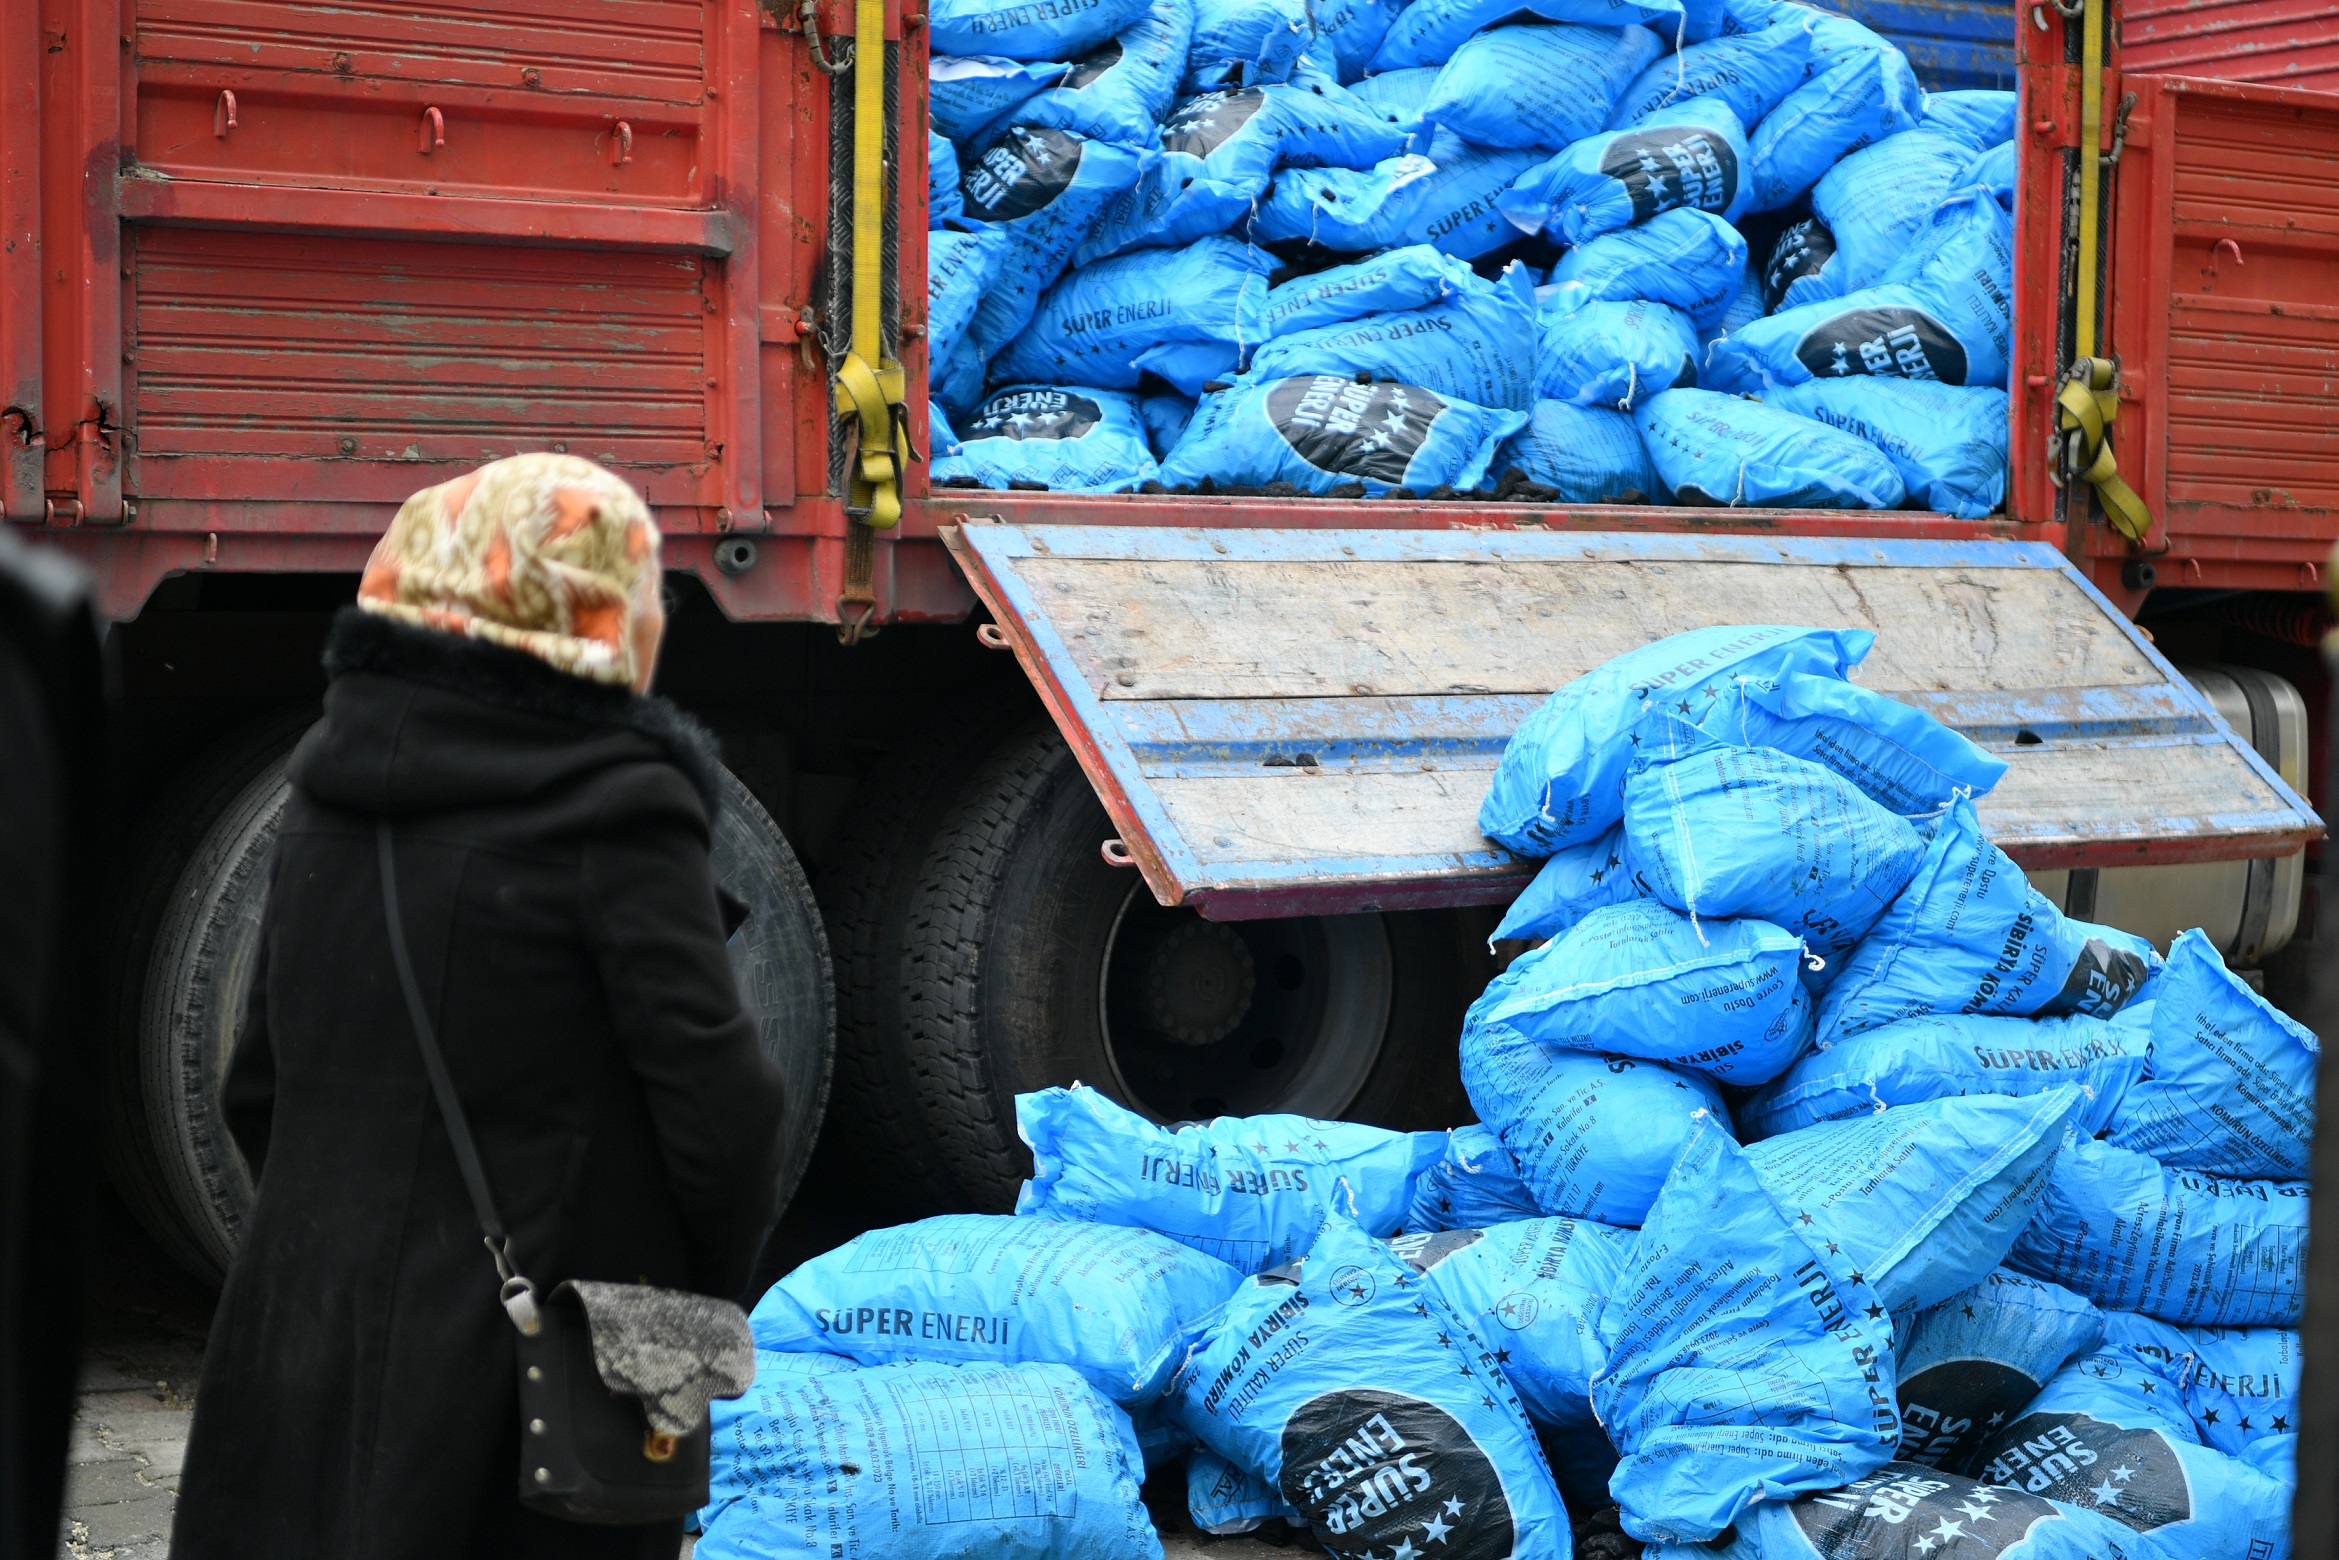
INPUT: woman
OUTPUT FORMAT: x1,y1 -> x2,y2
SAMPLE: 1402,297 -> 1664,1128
173,455 -> 788,1559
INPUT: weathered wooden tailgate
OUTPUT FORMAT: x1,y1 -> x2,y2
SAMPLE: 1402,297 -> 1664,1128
944,524 -> 2322,921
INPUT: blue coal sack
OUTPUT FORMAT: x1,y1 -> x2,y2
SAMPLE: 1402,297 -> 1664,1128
1537,298 -> 1701,407
1894,1270 -> 2105,1474
930,54 -> 1071,141
1389,1217 -> 1638,1430
992,234 -> 1273,390
1015,1084 -> 1444,1273
1076,83 -> 1407,261
696,1356 -> 1161,1560
1969,1349 -> 2295,1558
1459,1024 -> 1729,1224
1763,214 -> 1844,310
1741,1089 -> 2084,1314
1637,388 -> 1908,508
1746,43 -> 1922,211
1370,0 -> 1686,72
1487,821 -> 1648,944
1244,261 -> 1540,409
1160,374 -> 1526,493
928,225 -> 1012,405
746,1214 -> 1239,1404
1706,184 -> 2013,392
930,0 -> 1154,61
1166,1212 -> 1575,1560
1188,1447 -> 1303,1533
1621,732 -> 1924,978
1260,243 -> 1481,336
955,126 -> 1152,378
1479,622 -> 1872,854
2102,1312 -> 2303,1458
1309,0 -> 1406,80
1419,22 -> 1664,151
1252,133 -> 1545,261
2006,1135 -> 2309,1327
1923,88 -> 2018,150
1348,66 -> 1440,150
1738,1011 -> 2149,1143
1676,1462 -> 2158,1560
1487,399 -> 1663,502
1462,899 -> 1814,1085
1595,1112 -> 1901,1542
2104,926 -> 2320,1181
931,384 -> 1161,489
1497,95 -> 1753,245
1184,0 -> 1310,90
1545,206 -> 1750,329
1004,0 -> 1194,145
1696,668 -> 2009,817
1609,18 -> 1813,131
1813,125 -> 1999,292
1403,1125 -> 1545,1233
1140,389 -> 1195,456
929,132 -> 964,227
1768,378 -> 2010,519
1816,797 -> 2160,1046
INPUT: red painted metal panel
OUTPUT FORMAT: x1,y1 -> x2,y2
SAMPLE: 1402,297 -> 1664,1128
2090,73 -> 2339,599
124,226 -> 723,504
2122,0 -> 2339,93
0,0 -> 43,520
40,0 -> 125,525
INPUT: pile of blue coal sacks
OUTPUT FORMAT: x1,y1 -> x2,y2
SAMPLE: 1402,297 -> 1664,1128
698,625 -> 2302,1560
924,0 -> 2017,512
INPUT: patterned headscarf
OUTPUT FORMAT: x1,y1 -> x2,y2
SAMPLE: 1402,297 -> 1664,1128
357,454 -> 660,687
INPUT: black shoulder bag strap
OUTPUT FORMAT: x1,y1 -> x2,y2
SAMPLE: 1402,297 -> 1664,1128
376,818 -> 544,1335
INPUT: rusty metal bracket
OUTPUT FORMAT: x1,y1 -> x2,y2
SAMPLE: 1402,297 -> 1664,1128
800,0 -> 854,76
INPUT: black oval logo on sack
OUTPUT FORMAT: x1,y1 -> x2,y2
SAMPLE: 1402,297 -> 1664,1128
1793,305 -> 1969,385
1329,1264 -> 1378,1308
1764,216 -> 1837,312
1266,376 -> 1444,484
1163,88 -> 1266,159
1385,1228 -> 1485,1275
968,387 -> 1103,442
1789,1462 -> 2065,1559
1279,1390 -> 1516,1560
961,125 -> 1085,223
1062,37 -> 1123,90
1597,125 -> 1740,223
2036,937 -> 2153,1019
1895,1359 -> 2049,1475
1973,1409 -> 2195,1535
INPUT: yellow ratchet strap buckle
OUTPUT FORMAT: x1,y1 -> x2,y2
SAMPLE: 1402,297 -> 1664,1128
2054,356 -> 2153,545
834,352 -> 908,530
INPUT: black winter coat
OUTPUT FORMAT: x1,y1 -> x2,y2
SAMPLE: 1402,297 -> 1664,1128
172,611 -> 788,1560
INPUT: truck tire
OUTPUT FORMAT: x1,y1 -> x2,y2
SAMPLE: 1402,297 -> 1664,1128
810,698 -> 1028,1217
96,709 -> 321,1283
111,737 -> 834,1285
896,724 -> 1489,1212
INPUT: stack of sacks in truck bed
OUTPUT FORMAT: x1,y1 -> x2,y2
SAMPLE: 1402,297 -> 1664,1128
923,0 -> 2018,513
697,624 -> 2304,1560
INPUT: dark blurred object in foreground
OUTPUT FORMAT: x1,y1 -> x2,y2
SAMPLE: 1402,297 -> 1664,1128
0,531 -> 105,1560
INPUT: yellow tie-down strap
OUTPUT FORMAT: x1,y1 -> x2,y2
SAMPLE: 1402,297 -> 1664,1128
2057,357 -> 2153,545
834,351 -> 908,529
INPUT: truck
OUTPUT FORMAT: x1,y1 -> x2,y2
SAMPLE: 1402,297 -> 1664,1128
2,0 -> 2329,1286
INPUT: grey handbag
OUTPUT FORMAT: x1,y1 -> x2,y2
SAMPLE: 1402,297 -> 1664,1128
377,819 -> 755,1523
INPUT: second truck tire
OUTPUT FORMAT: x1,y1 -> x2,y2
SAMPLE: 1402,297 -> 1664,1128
892,724 -> 1490,1213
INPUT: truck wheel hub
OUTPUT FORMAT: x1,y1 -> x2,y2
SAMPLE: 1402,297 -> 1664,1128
1144,920 -> 1257,1046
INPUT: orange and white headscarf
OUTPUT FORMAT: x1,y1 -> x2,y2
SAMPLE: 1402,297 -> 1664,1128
357,454 -> 659,688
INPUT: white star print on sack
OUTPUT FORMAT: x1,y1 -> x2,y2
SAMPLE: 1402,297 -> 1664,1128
1963,1349 -> 2293,1560
1166,1212 -> 1572,1560
1648,1460 -> 2174,1560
